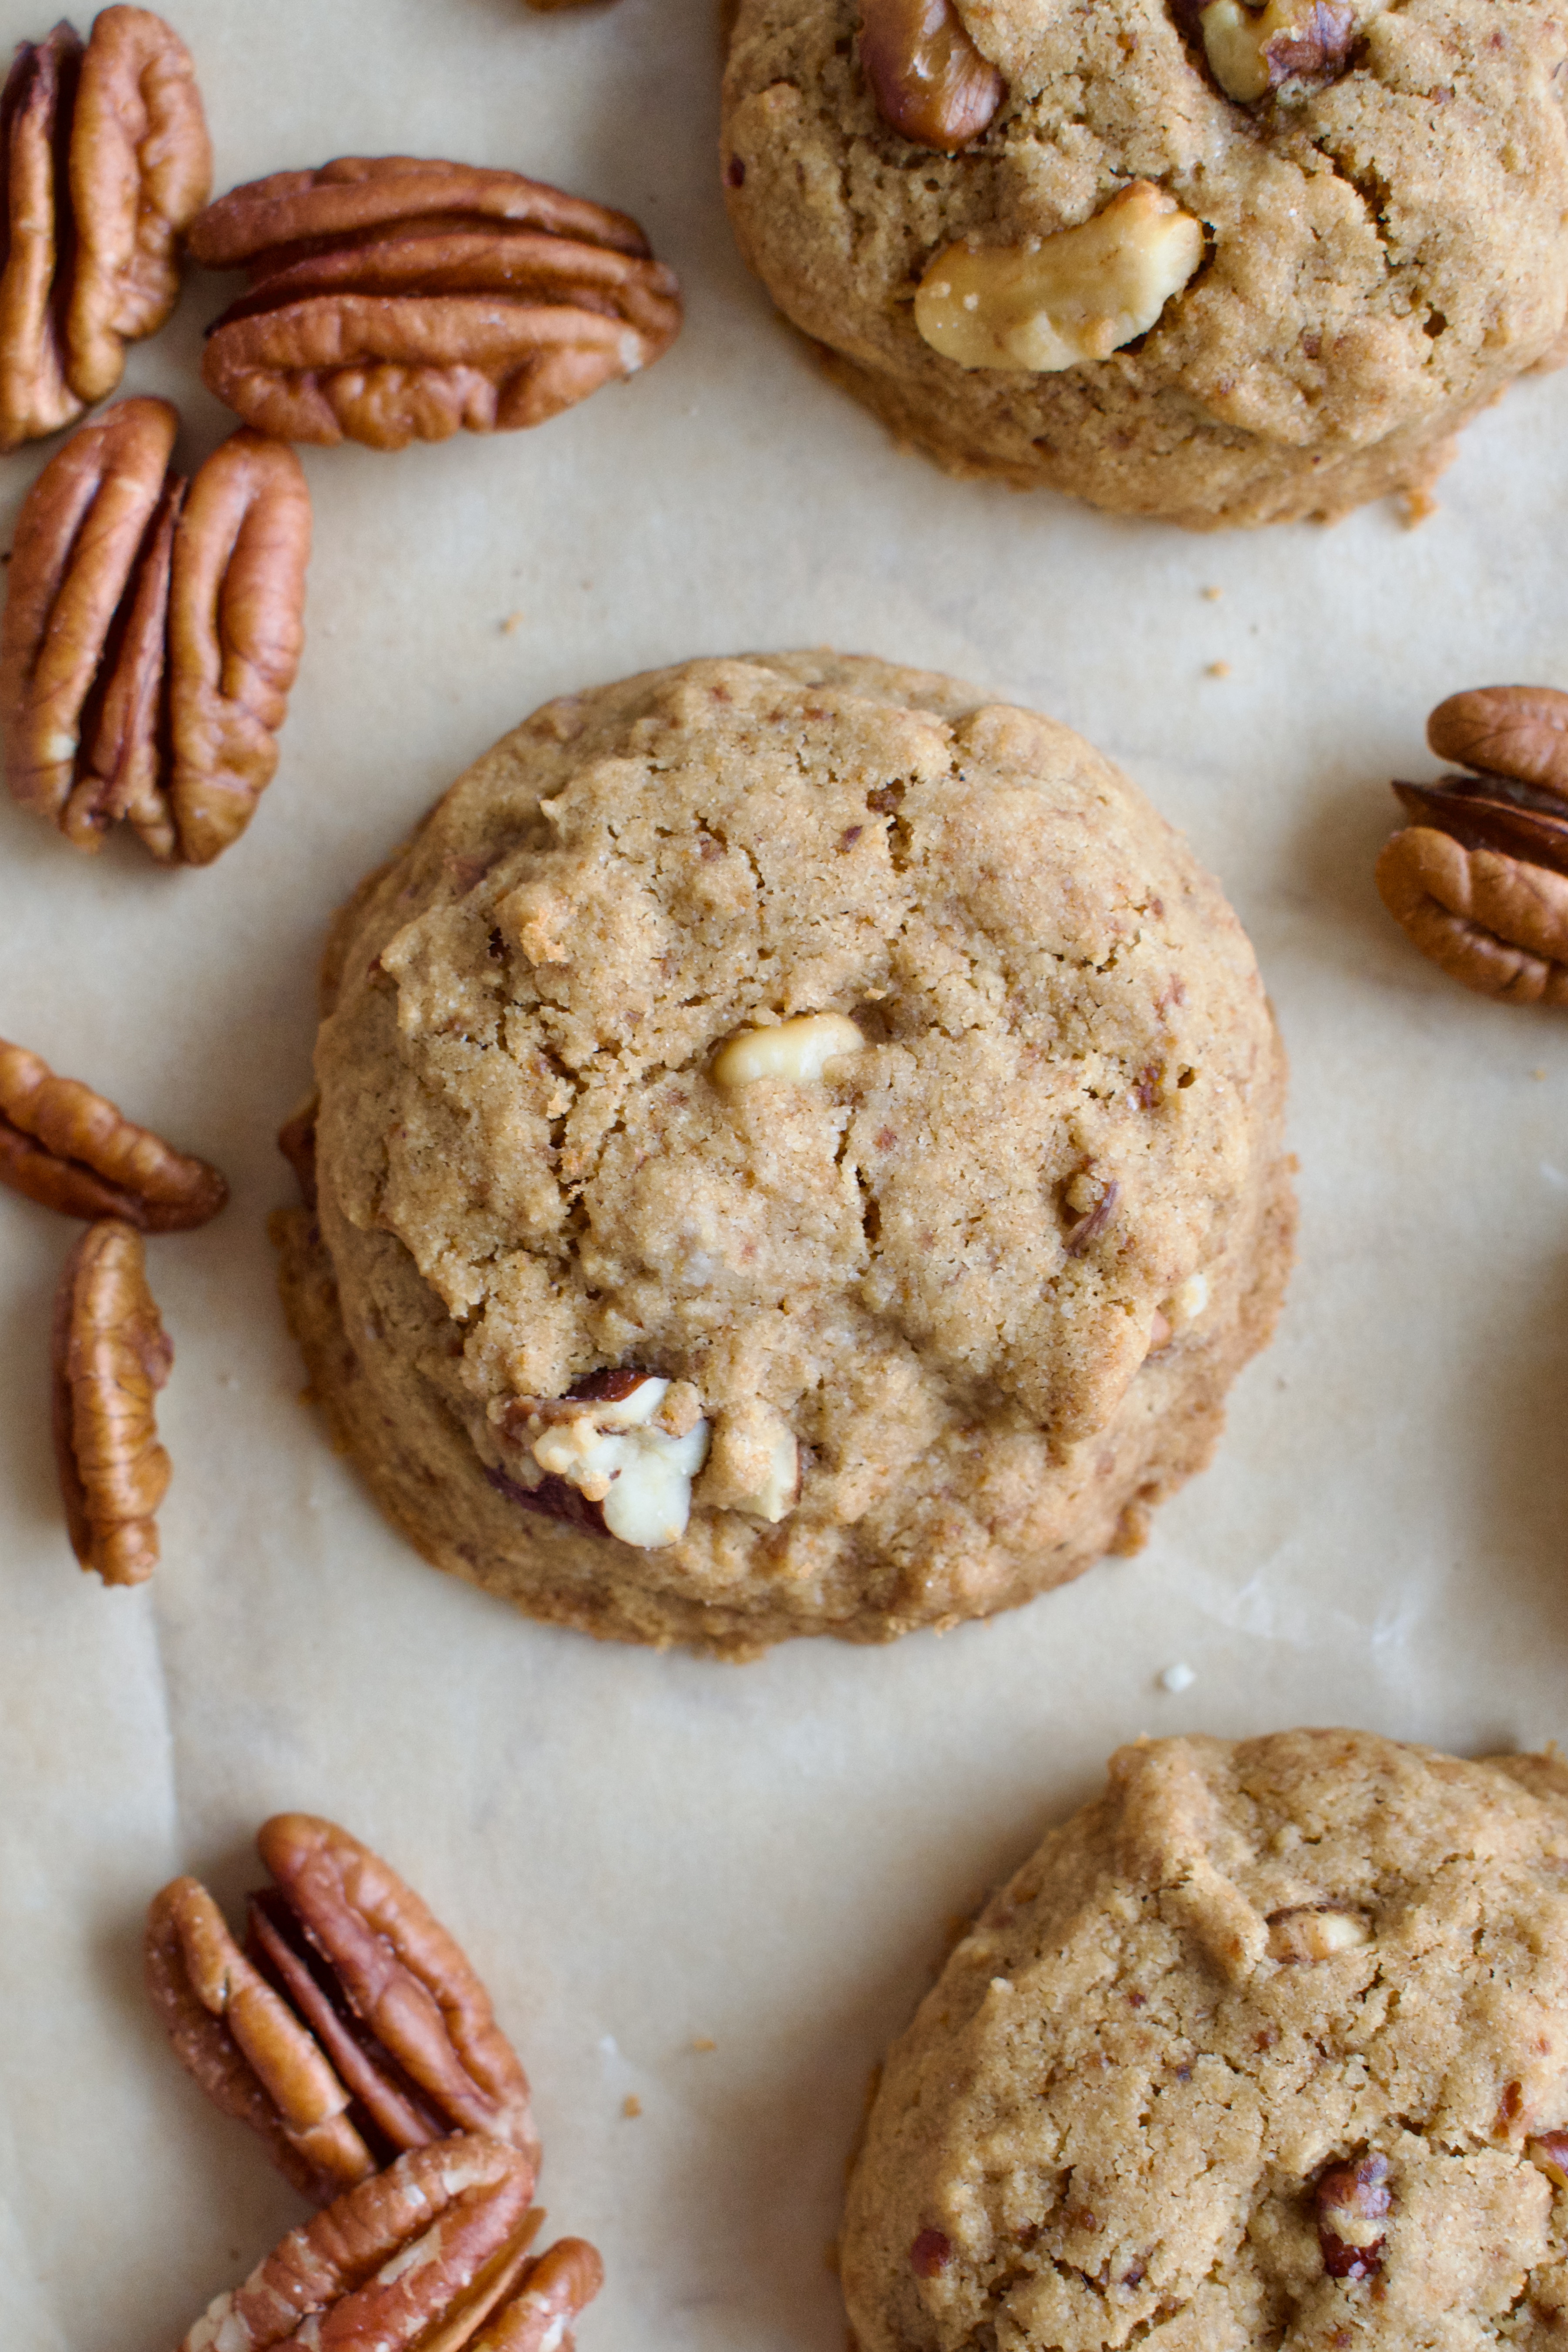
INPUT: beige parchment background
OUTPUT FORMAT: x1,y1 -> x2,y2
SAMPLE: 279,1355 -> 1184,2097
2,1 -> 1567,2344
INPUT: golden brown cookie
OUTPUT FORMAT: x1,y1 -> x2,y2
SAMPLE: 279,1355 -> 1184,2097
720,0 -> 1568,528
276,651 -> 1291,1655
842,1729 -> 1568,2351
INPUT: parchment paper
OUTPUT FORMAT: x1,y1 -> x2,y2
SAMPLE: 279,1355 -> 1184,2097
3,2 -> 1568,2344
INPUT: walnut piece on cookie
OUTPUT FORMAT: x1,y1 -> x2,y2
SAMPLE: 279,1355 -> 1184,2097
720,0 -> 1568,528
842,1729 -> 1568,2352
274,652 -> 1292,1656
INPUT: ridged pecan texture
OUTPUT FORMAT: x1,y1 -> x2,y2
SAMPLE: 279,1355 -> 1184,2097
0,1031 -> 227,1227
51,1215 -> 171,1583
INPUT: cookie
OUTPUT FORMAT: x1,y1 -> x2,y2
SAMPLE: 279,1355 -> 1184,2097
275,651 -> 1291,1655
720,0 -> 1568,529
842,1728 -> 1568,2351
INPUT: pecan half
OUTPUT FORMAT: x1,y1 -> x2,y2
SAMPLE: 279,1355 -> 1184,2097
0,1033 -> 227,1227
0,9 -> 209,451
859,0 -> 1005,151
1315,2152 -> 1390,2280
473,2240 -> 604,2352
148,1813 -> 539,2194
188,155 -> 682,449
1,399 -> 311,862
145,1876 -> 375,2203
51,1216 -> 171,1583
1376,683 -> 1568,1004
175,2136 -> 542,2352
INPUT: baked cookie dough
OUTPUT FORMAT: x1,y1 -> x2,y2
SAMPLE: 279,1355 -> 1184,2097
842,1728 -> 1568,2351
275,651 -> 1291,1655
720,0 -> 1568,529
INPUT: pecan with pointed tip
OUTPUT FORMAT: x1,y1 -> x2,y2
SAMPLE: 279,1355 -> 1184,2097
473,2239 -> 604,2352
174,2136 -> 543,2352
0,1033 -> 226,1228
147,1813 -> 539,2196
1375,683 -> 1568,1005
187,153 -> 682,450
1,398 -> 311,862
0,8 -> 209,451
859,0 -> 1005,151
52,1216 -> 171,1584
1315,2151 -> 1390,2279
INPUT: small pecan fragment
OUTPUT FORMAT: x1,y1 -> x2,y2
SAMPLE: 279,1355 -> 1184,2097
174,2135 -> 542,2352
910,2227 -> 953,2277
1529,2131 -> 1568,2190
1,399 -> 311,862
1375,683 -> 1568,1005
51,1216 -> 171,1584
145,1876 -> 375,2202
1265,1904 -> 1370,1962
0,1033 -> 227,1227
491,1372 -> 710,1547
860,0 -> 1005,152
188,154 -> 682,450
148,1812 -> 539,2196
1194,0 -> 1356,104
473,2240 -> 605,2351
1315,2152 -> 1390,2280
0,9 -> 209,451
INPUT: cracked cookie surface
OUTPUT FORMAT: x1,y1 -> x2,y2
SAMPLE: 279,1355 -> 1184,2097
842,1729 -> 1568,2350
276,651 -> 1291,1654
720,0 -> 1568,528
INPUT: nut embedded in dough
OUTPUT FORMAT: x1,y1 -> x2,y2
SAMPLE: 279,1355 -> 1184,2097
712,1009 -> 866,1087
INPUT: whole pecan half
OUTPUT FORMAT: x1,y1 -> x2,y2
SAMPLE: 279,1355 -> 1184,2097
147,1812 -> 539,2194
187,155 -> 682,449
1376,683 -> 1568,1005
174,2135 -> 543,2352
52,1216 -> 171,1583
0,1032 -> 227,1227
474,2239 -> 604,2351
859,0 -> 1005,151
1,397 -> 311,862
0,8 -> 209,451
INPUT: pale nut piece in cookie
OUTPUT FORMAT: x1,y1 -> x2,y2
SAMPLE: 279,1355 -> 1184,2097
144,1876 -> 375,2204
711,1009 -> 865,1087
699,1399 -> 799,1524
1315,2151 -> 1391,2280
0,1033 -> 228,1228
51,1217 -> 171,1585
188,154 -> 683,450
915,183 -> 1205,373
1265,1902 -> 1371,1962
173,2135 -> 543,2352
859,0 -> 1005,153
494,1372 -> 711,1548
1196,0 -> 1357,105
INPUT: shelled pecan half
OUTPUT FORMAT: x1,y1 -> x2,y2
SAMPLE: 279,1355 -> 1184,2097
187,155 -> 682,449
52,1216 -> 171,1583
0,1033 -> 227,1226
0,7 -> 209,451
1375,683 -> 1568,1006
859,0 -> 1005,152
1,397 -> 311,862
174,2137 -> 544,2352
146,1812 -> 539,2195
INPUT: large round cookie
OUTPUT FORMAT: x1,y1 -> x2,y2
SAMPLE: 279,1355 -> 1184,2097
275,652 -> 1291,1655
720,0 -> 1568,529
842,1729 -> 1568,2350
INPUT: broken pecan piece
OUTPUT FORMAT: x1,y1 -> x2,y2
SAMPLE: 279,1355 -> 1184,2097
1,399 -> 311,862
1315,2151 -> 1390,2280
51,1216 -> 171,1583
1375,683 -> 1568,1005
188,154 -> 682,449
859,0 -> 1005,151
174,2136 -> 542,2352
0,9 -> 209,450
0,1033 -> 227,1227
148,1812 -> 539,2194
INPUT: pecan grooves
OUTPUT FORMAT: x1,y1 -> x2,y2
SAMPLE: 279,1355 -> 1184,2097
188,154 -> 681,449
0,22 -> 85,451
0,1032 -> 226,1227
474,2239 -> 605,2352
51,1216 -> 171,1583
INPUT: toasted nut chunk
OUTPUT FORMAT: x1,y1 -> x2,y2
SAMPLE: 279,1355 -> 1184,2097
474,2239 -> 606,2352
1529,2132 -> 1568,2190
166,428 -> 311,864
144,1877 -> 374,2203
1376,825 -> 1568,1006
175,2137 -> 541,2352
0,1034 -> 227,1228
1427,685 -> 1568,800
0,24 -> 86,452
1266,1904 -> 1371,1962
504,1374 -> 711,1547
1199,0 -> 1356,104
51,1218 -> 171,1585
712,1010 -> 865,1088
860,0 -> 1005,153
66,6 -> 211,402
915,183 -> 1204,373
1315,2153 -> 1390,2279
